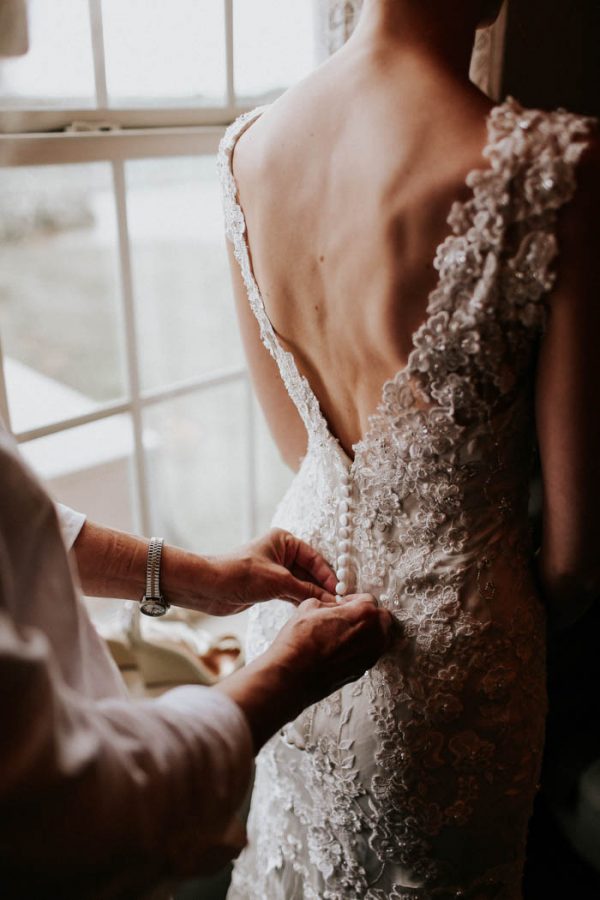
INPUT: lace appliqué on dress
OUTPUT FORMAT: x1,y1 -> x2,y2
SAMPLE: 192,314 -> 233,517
218,97 -> 597,899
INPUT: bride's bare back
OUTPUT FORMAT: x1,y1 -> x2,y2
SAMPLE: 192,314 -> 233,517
220,4 -> 600,895
226,0 -> 600,621
232,50 -> 493,462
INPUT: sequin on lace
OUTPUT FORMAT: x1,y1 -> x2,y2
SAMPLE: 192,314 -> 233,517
218,97 -> 596,899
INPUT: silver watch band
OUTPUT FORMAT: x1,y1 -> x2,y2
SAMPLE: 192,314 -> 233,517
140,537 -> 170,617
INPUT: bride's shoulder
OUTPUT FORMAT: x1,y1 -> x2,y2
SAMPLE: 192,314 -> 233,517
227,84 -> 328,198
493,95 -> 598,161
536,101 -> 600,212
488,96 -> 599,226
226,107 -> 274,195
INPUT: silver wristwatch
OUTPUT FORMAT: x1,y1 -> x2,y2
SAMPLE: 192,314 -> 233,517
140,537 -> 170,617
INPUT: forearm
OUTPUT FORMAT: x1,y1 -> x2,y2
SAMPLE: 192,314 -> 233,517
0,610 -> 253,888
214,649 -> 307,753
72,520 -> 221,611
214,593 -> 393,751
72,522 -> 336,614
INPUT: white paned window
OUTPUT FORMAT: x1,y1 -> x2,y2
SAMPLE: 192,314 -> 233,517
0,0 -> 97,109
0,1 -> 320,579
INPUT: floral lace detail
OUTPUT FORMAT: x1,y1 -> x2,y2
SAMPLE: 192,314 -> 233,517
219,98 -> 597,899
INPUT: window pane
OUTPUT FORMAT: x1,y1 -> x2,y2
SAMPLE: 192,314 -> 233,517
0,0 -> 95,109
102,0 -> 225,106
144,383 -> 247,554
254,394 -> 293,534
0,163 -> 126,434
20,414 -> 137,533
234,0 -> 316,103
20,414 -> 138,632
125,155 -> 243,391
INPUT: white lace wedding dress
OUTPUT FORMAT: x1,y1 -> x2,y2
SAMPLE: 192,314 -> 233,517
218,97 -> 595,899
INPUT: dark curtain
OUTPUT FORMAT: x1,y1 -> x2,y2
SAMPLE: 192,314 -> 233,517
501,3 -> 600,893
501,0 -> 600,116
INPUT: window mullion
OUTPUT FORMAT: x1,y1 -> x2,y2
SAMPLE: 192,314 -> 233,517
140,367 -> 246,406
112,158 -> 151,536
0,129 -> 224,168
0,335 -> 13,433
224,0 -> 235,115
88,0 -> 109,110
14,400 -> 131,444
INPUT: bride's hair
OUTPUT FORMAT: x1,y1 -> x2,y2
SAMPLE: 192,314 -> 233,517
421,0 -> 504,28
359,0 -> 503,32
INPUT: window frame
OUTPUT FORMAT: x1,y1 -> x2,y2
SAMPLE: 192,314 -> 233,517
0,0 -> 247,135
0,125 -> 260,540
0,0 -> 314,540
0,1 -> 507,543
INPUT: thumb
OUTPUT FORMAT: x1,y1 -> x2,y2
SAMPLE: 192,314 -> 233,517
336,593 -> 377,605
282,573 -> 337,605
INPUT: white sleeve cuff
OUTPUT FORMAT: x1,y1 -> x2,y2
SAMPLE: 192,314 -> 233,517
55,503 -> 86,550
156,683 -> 253,763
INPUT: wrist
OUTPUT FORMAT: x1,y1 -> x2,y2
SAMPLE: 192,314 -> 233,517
215,648 -> 307,752
72,522 -> 148,600
171,550 -> 252,614
261,641 -> 314,710
159,544 -> 216,611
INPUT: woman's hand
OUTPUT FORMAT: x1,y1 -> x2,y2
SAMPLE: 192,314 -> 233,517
72,520 -> 336,616
186,529 -> 338,616
267,593 -> 395,704
215,594 -> 395,751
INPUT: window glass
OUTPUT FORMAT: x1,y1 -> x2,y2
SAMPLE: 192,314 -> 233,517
253,393 -> 294,533
102,0 -> 225,106
234,0 -> 316,103
20,413 -> 138,631
144,383 -> 247,553
20,413 -> 137,533
0,0 -> 95,109
0,162 -> 126,434
125,155 -> 243,391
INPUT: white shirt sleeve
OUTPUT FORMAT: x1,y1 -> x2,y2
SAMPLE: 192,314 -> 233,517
55,502 -> 86,549
0,425 -> 254,895
0,608 -> 253,895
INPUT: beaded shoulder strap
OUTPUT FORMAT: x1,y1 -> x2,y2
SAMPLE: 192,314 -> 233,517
396,97 -> 597,420
491,98 -> 596,327
217,109 -> 333,450
424,98 -> 596,328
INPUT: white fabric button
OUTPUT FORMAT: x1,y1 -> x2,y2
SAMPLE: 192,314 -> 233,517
338,500 -> 350,514
340,539 -> 351,553
339,526 -> 350,540
335,581 -> 347,596
339,513 -> 350,527
336,566 -> 349,582
338,553 -> 351,566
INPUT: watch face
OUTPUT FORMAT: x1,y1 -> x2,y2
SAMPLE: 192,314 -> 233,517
141,597 -> 168,617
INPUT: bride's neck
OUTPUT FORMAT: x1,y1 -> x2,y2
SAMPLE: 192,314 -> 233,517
348,0 -> 479,80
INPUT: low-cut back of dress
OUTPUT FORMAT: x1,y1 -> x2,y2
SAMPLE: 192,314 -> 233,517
218,97 -> 595,899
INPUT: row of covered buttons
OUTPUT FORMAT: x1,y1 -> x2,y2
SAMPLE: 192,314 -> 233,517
335,468 -> 353,597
